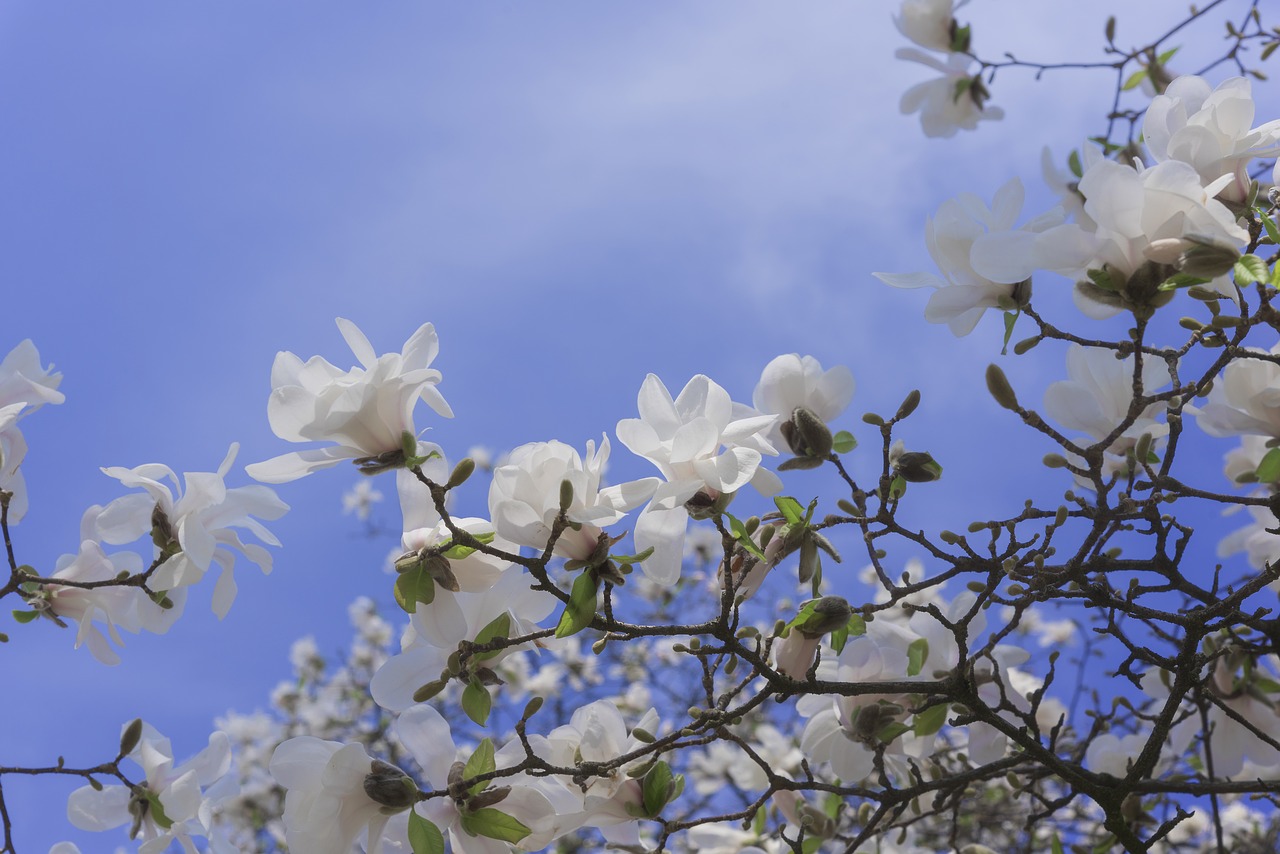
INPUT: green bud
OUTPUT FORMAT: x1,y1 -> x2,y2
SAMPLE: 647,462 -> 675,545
796,596 -> 853,637
413,679 -> 449,704
363,760 -> 417,810
896,389 -> 921,420
782,407 -> 833,457
119,719 -> 144,758
1179,235 -> 1241,279
895,451 -> 943,483
559,479 -> 574,513
447,458 -> 476,489
985,364 -> 1018,411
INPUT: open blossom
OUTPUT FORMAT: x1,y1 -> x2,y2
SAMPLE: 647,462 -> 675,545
1043,344 -> 1172,453
895,49 -> 1002,138
874,177 -> 1062,336
67,724 -> 232,853
0,339 -> 66,521
617,374 -> 779,585
893,0 -> 964,52
1195,344 -> 1280,438
1034,158 -> 1248,316
752,354 -> 854,451
246,318 -> 452,484
342,479 -> 384,520
1144,75 -> 1280,203
488,436 -> 657,561
270,737 -> 393,854
93,444 -> 288,618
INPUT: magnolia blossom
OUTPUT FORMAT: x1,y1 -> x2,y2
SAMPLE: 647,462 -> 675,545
270,737 -> 393,854
752,354 -> 855,451
342,479 -> 384,520
0,339 -> 65,521
1043,344 -> 1172,453
874,177 -> 1062,336
246,318 -> 452,484
617,374 -> 779,585
67,724 -> 232,854
895,49 -> 1002,138
1144,75 -> 1280,203
893,0 -> 964,52
1034,158 -> 1248,316
1195,345 -> 1280,438
94,444 -> 288,618
488,436 -> 657,561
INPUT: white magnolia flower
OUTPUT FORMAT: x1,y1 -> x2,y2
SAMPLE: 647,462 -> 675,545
1195,345 -> 1280,438
617,374 -> 780,585
874,177 -> 1062,336
1144,75 -> 1280,203
488,436 -> 657,562
895,49 -> 1003,138
342,480 -> 384,520
270,737 -> 391,854
1043,344 -> 1172,453
67,724 -> 232,854
1034,158 -> 1249,316
94,444 -> 288,618
752,354 -> 855,451
246,318 -> 452,484
0,339 -> 65,521
893,0 -> 965,52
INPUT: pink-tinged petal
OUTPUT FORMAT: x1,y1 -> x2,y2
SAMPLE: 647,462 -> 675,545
245,446 -> 363,484
336,318 -> 378,370
395,705 -> 457,787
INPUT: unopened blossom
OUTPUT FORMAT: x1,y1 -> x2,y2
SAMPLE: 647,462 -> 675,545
617,374 -> 779,585
1195,345 -> 1280,438
1144,75 -> 1280,203
488,436 -> 657,562
67,724 -> 232,853
0,339 -> 65,521
1043,344 -> 1172,453
893,0 -> 965,52
246,318 -> 452,484
874,177 -> 1062,336
1034,158 -> 1248,316
895,49 -> 1002,138
752,354 -> 854,451
94,444 -> 288,618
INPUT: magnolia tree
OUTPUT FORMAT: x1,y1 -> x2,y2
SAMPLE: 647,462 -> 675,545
6,2 -> 1280,853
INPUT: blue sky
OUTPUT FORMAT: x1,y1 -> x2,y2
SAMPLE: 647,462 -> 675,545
2,2 -> 1276,849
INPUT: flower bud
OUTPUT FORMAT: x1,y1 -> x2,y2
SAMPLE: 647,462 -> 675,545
796,596 -> 853,637
894,451 -> 943,483
985,364 -> 1018,411
421,553 -> 460,592
1178,235 -> 1241,279
363,759 -> 417,810
467,785 -> 511,810
447,458 -> 476,489
782,407 -> 833,457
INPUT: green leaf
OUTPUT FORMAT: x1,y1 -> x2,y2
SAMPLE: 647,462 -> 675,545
554,571 -> 598,638
442,531 -> 496,560
829,614 -> 866,654
612,547 -> 654,565
460,808 -> 532,844
1259,208 -> 1280,245
913,703 -> 949,736
888,475 -> 906,500
394,566 -> 436,614
773,496 -> 806,526
876,721 -> 911,743
145,791 -> 174,830
408,812 -> 446,854
461,679 -> 492,726
1257,447 -> 1280,483
1001,310 -> 1018,356
831,430 -> 857,454
1050,831 -> 1064,854
471,613 -> 511,661
1121,68 -> 1148,90
1158,272 -> 1210,291
725,514 -> 766,561
1234,254 -> 1270,285
641,761 -> 675,816
464,738 -> 497,792
11,610 -> 39,624
1067,149 -> 1082,179
801,837 -> 823,854
907,638 -> 929,677
1156,46 -> 1179,64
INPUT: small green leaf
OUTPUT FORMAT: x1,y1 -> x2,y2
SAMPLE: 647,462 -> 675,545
641,761 -> 675,817
408,812 -> 446,854
877,721 -> 911,743
1121,68 -> 1148,90
801,837 -> 823,854
907,638 -> 929,677
1050,831 -> 1064,854
1158,272 -> 1210,291
1257,447 -> 1280,483
1156,46 -> 1178,64
829,614 -> 865,654
11,610 -> 39,624
460,808 -> 531,844
612,547 -> 654,566
1001,310 -> 1018,355
1234,254 -> 1270,284
461,679 -> 492,726
773,496 -> 806,526
394,566 -> 436,614
145,791 -> 174,830
464,738 -> 497,793
471,613 -> 511,661
832,430 -> 857,454
442,531 -> 496,561
1067,149 -> 1082,179
725,514 -> 766,561
913,703 -> 949,736
554,571 -> 598,638
1259,208 -> 1280,245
